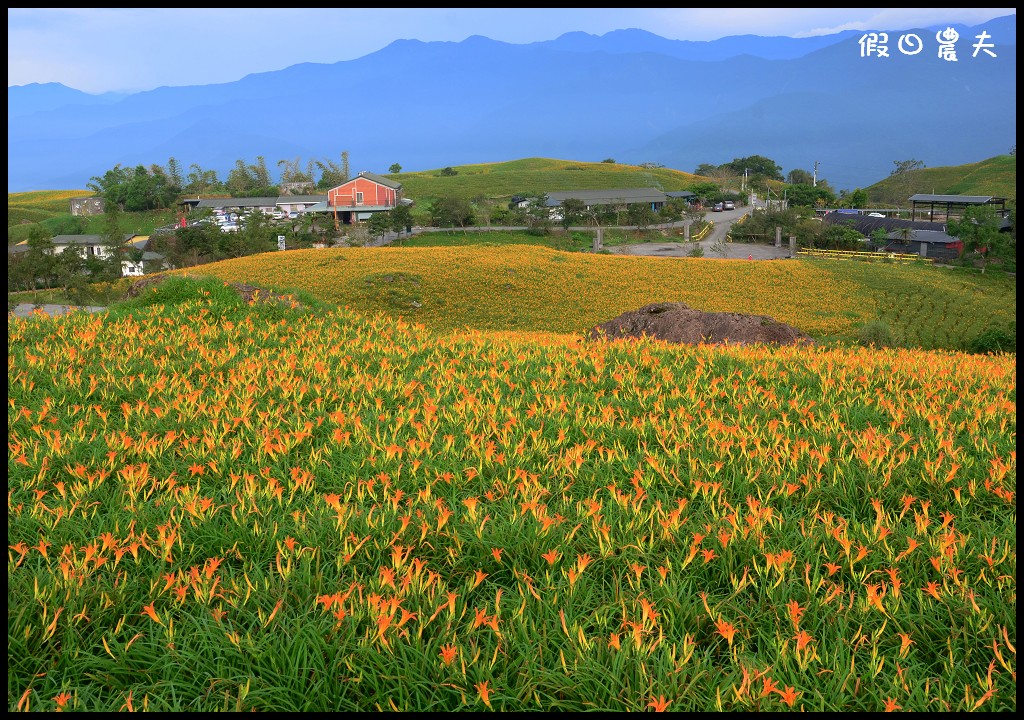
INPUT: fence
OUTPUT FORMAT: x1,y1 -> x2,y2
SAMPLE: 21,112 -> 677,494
796,249 -> 930,263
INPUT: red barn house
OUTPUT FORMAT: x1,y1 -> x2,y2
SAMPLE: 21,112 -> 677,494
321,171 -> 404,224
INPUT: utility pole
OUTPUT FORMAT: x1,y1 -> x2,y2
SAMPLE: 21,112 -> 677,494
813,161 -> 819,187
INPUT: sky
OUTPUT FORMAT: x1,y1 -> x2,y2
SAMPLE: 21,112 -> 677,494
8,8 -> 1016,94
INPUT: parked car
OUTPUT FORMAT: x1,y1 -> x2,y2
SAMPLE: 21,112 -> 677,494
713,203 -> 724,212
867,212 -> 885,217
219,222 -> 239,233
723,200 -> 735,211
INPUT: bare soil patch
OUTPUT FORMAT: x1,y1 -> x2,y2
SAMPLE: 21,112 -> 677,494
589,302 -> 815,347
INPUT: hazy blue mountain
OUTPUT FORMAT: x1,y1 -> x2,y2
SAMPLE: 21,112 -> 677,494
7,15 -> 1016,192
6,82 -> 128,118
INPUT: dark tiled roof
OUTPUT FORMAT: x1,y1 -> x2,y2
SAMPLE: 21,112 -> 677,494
544,188 -> 668,207
355,171 -> 402,190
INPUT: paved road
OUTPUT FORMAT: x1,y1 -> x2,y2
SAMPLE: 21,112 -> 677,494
9,303 -> 106,319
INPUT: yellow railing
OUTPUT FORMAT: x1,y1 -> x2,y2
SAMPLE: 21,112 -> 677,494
692,222 -> 712,241
797,249 -> 930,263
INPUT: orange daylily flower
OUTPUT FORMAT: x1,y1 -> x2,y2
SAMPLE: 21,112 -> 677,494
53,691 -> 73,710
715,617 -> 737,646
141,602 -> 163,626
758,676 -> 779,698
776,685 -> 800,707
475,680 -> 493,709
439,643 -> 458,666
923,581 -> 943,601
647,695 -> 671,712
542,550 -> 560,565
795,630 -> 814,651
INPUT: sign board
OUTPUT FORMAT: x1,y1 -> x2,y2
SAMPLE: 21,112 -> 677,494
277,235 -> 286,251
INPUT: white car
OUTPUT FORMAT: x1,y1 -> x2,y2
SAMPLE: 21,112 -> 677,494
219,222 -> 239,233
867,212 -> 885,217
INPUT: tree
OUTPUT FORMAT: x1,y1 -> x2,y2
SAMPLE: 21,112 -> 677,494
722,155 -> 783,182
277,157 -> 314,185
659,199 -> 686,224
95,202 -> 127,281
10,226 -> 56,290
601,158 -> 616,164
440,167 -> 458,177
166,157 -> 184,189
366,212 -> 392,242
472,195 -> 495,229
846,188 -> 868,209
524,196 -> 552,235
626,203 -> 656,231
710,235 -> 729,257
885,159 -> 927,207
694,163 -> 720,177
560,198 -> 586,231
430,195 -> 474,232
869,227 -> 890,252
389,163 -> 403,174
948,205 -> 1006,273
785,184 -> 836,209
226,160 -> 256,194
786,168 -> 813,185
315,153 -> 350,189
688,181 -> 719,206
184,164 -> 222,195
819,224 -> 864,251
891,159 -> 926,176
251,156 -> 272,188
389,205 -> 414,239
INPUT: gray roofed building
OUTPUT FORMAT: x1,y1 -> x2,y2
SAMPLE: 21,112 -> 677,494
544,187 -> 669,208
883,228 -> 963,260
194,197 -> 281,210
908,193 -> 1008,222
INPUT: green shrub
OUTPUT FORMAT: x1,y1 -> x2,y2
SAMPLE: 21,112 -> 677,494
963,323 -> 1016,354
858,320 -> 897,348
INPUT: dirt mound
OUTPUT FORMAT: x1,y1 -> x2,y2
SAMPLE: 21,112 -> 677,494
589,302 -> 815,347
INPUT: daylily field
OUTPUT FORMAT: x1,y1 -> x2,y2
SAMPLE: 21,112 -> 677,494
7,261 -> 1016,711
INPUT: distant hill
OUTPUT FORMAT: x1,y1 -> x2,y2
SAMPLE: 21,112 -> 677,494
391,157 -> 704,205
7,15 -> 1015,194
5,82 -> 128,116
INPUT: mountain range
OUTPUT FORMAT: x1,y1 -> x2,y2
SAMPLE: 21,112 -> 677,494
7,14 -> 1016,193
